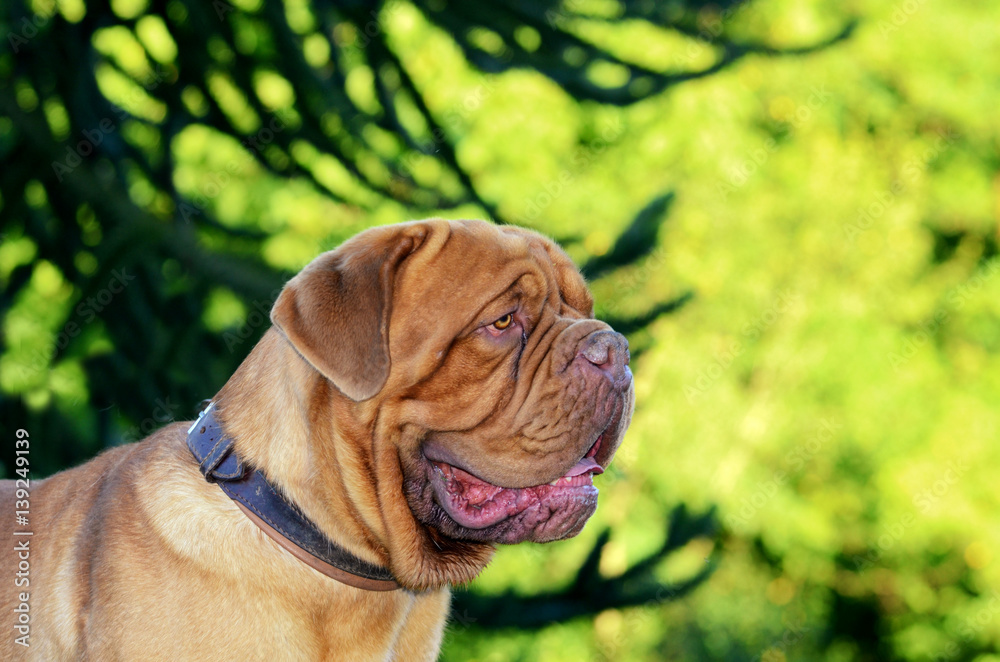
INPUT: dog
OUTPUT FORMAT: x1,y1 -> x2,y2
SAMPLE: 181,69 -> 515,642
1,219 -> 634,660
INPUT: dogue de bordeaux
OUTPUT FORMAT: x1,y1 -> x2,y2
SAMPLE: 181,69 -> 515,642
1,219 -> 634,660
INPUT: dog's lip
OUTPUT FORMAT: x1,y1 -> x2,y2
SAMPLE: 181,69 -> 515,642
415,421 -> 621,538
420,433 -> 606,532
426,459 -> 599,531
423,433 -> 606,489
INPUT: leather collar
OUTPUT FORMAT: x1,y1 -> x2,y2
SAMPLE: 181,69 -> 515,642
186,404 -> 400,591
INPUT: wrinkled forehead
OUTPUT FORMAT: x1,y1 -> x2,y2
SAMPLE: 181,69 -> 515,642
393,220 -> 592,325
494,224 -> 593,317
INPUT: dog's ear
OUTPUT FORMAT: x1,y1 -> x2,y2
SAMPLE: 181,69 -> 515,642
271,224 -> 427,401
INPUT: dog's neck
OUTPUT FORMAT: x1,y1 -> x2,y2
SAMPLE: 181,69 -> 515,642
213,329 -> 393,572
212,328 -> 495,590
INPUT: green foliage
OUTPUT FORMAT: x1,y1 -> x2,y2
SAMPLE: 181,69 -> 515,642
2,0 -> 999,660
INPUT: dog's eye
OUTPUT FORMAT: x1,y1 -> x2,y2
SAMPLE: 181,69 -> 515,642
491,313 -> 514,330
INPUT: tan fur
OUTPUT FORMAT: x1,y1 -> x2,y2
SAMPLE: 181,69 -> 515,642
0,219 -> 633,660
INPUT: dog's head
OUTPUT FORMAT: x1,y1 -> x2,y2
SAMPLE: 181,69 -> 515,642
269,219 -> 634,586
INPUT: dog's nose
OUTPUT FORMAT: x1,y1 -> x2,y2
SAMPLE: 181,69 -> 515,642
577,330 -> 631,387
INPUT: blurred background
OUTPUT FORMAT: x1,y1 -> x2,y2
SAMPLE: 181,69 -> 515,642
2,0 -> 999,659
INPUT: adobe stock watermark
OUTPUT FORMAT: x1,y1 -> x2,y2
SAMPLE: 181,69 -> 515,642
616,246 -> 668,290
18,268 -> 136,380
670,2 -> 754,68
930,589 -> 1000,662
514,119 -> 626,224
887,257 -> 1000,372
592,585 -> 682,661
843,130 -> 955,243
852,457 -> 969,574
12,428 -> 32,648
542,0 -> 597,29
684,290 -> 799,402
396,75 -> 498,183
50,63 -> 175,182
345,0 -> 406,50
753,622 -> 811,662
178,112 -> 291,223
118,397 -> 182,445
6,1 -> 57,54
599,246 -> 671,320
877,0 -> 929,37
725,418 -> 842,532
222,288 -> 283,352
912,458 -> 970,514
51,107 -> 130,182
717,86 -> 832,201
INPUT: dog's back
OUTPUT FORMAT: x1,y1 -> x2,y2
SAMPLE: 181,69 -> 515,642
0,434 -> 166,659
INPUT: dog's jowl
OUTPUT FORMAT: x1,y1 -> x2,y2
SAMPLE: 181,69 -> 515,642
0,219 -> 634,660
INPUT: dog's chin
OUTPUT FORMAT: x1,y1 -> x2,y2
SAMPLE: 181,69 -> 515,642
405,435 -> 608,545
